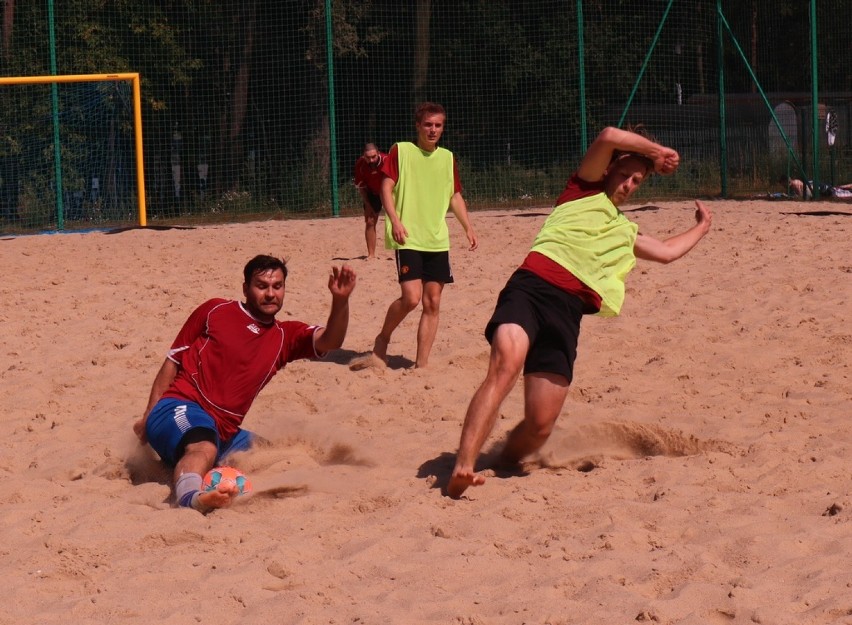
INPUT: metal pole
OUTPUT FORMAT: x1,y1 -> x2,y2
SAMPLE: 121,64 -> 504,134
618,0 -> 675,129
809,0 -> 819,200
131,75 -> 148,227
577,0 -> 587,151
716,0 -> 727,197
325,0 -> 339,217
48,0 -> 65,229
717,11 -> 807,182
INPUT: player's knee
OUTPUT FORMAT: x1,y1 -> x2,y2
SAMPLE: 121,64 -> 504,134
490,345 -> 525,378
421,296 -> 441,315
400,293 -> 421,311
524,418 -> 555,442
178,428 -> 218,462
489,363 -> 522,390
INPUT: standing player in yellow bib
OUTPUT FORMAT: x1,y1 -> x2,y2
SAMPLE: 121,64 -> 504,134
370,102 -> 478,368
447,126 -> 712,498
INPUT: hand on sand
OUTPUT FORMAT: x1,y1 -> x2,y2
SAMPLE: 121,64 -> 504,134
132,418 -> 147,444
446,469 -> 486,499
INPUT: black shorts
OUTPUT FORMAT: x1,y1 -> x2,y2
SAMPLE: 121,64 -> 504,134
395,249 -> 454,284
485,269 -> 584,382
365,191 -> 382,213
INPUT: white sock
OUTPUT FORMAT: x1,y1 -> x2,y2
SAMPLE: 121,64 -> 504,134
175,472 -> 204,510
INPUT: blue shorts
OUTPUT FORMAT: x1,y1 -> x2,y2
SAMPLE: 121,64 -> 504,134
145,398 -> 254,466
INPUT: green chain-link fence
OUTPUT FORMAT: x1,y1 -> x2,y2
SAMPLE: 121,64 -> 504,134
1,0 -> 849,234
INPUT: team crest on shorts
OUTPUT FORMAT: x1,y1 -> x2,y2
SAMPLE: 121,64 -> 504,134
400,265 -> 410,274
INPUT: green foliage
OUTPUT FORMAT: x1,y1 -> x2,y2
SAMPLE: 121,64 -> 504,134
460,162 -> 564,209
1,1 -> 851,232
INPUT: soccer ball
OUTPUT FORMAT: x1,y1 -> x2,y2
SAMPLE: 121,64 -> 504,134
201,466 -> 252,496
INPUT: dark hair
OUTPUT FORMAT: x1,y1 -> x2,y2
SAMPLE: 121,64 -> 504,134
415,102 -> 446,124
613,152 -> 655,175
243,255 -> 288,284
624,123 -> 653,141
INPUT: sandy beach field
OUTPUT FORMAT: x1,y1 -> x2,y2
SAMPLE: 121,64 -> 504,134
1,198 -> 850,625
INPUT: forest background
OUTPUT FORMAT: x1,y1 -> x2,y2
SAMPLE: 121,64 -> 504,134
0,0 -> 850,232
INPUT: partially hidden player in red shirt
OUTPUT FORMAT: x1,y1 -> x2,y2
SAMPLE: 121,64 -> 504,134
354,142 -> 389,259
133,255 -> 356,513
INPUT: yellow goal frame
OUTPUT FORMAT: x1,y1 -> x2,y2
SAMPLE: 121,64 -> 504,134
0,72 -> 148,228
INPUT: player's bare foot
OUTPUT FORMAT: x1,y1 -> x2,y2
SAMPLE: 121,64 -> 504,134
196,483 -> 240,511
372,334 -> 389,362
446,469 -> 486,498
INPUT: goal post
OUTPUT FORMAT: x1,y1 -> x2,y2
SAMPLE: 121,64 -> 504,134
0,72 -> 148,230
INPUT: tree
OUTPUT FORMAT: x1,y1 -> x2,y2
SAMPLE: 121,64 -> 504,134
413,0 -> 431,104
2,0 -> 13,64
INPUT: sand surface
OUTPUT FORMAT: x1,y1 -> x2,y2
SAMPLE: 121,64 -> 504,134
1,199 -> 851,624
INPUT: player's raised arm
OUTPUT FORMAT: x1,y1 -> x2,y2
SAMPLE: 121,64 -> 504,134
314,265 -> 357,354
634,200 -> 713,264
577,126 -> 680,182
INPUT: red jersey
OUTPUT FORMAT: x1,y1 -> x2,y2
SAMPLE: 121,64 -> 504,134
518,174 -> 606,312
380,144 -> 463,193
354,152 -> 389,195
553,173 -> 608,207
163,299 -> 320,441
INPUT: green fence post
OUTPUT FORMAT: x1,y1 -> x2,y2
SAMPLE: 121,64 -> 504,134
809,0 -> 819,200
48,0 -> 64,229
577,0 -> 587,151
716,0 -> 727,198
326,0 -> 339,217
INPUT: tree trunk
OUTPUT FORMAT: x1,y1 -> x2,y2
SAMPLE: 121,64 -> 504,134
230,1 -> 256,152
413,0 -> 431,104
696,42 -> 705,95
0,0 -> 17,220
750,0 -> 758,94
216,0 -> 257,194
2,0 -> 14,63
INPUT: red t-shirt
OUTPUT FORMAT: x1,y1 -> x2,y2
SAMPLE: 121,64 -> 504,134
163,299 -> 320,441
554,173 -> 608,206
518,174 -> 606,312
354,152 -> 389,196
380,144 -> 463,193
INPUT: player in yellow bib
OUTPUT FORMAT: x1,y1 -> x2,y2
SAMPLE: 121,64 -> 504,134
447,126 -> 713,498
369,102 -> 478,368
